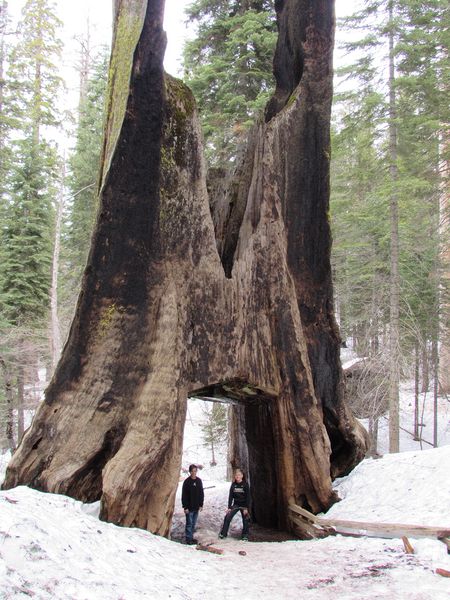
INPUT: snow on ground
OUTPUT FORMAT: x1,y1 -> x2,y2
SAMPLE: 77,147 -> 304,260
327,445 -> 450,526
1,404 -> 450,599
0,451 -> 11,482
1,480 -> 449,600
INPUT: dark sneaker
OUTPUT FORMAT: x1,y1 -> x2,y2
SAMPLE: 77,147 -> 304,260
218,533 -> 226,539
186,539 -> 197,545
241,536 -> 249,541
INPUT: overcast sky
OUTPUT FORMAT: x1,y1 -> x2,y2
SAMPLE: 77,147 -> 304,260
9,0 -> 193,77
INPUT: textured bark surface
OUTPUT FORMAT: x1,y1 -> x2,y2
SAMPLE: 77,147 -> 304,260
3,0 -> 368,536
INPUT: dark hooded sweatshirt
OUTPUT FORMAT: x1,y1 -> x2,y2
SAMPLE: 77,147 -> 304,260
228,481 -> 251,509
182,476 -> 204,511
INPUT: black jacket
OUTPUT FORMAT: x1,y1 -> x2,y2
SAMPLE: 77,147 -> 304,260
182,476 -> 204,511
228,481 -> 250,509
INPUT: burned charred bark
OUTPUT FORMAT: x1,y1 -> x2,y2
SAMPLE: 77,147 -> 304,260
3,0 -> 368,537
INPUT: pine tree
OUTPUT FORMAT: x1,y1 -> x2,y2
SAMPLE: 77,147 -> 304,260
60,47 -> 109,328
201,402 -> 227,466
1,0 -> 63,323
1,141 -> 55,325
332,0 -> 447,450
396,0 -> 449,402
183,0 -> 276,164
0,0 -> 13,204
0,0 -> 63,447
8,0 -> 63,141
331,92 -> 390,355
0,0 -> 8,145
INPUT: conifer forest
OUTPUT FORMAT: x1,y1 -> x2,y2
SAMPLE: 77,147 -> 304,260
0,0 -> 448,461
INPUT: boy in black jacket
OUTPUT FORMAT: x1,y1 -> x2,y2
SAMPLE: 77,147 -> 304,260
219,468 -> 251,541
181,464 -> 204,544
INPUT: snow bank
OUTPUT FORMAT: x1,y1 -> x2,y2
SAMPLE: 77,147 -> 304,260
1,484 -> 449,600
328,445 -> 450,527
1,444 -> 450,598
1,397 -> 449,598
0,450 -> 11,485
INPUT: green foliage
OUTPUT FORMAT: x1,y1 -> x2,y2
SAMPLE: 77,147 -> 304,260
183,1 -> 276,164
0,2 -> 13,198
331,0 -> 445,359
0,0 -> 62,329
0,0 -> 65,447
201,402 -> 227,465
63,47 -> 109,297
7,0 -> 63,136
0,138 -> 55,325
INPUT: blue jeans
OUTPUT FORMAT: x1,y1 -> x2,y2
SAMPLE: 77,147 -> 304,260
220,506 -> 250,537
185,510 -> 199,542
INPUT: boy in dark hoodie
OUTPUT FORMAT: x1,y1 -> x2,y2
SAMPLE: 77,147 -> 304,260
181,464 -> 204,545
219,468 -> 251,541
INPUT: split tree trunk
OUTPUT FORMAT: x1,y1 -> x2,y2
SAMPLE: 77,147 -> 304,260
3,0 -> 368,536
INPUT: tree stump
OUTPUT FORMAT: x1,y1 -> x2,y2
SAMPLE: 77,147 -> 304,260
2,0 -> 368,536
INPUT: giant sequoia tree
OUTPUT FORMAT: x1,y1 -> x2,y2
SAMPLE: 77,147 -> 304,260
3,0 -> 368,537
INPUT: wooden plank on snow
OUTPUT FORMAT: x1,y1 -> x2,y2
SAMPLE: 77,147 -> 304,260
402,536 -> 415,554
288,503 -> 450,540
288,503 -> 320,523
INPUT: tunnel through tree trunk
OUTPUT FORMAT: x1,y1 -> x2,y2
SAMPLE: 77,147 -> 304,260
3,0 -> 369,537
245,402 -> 279,529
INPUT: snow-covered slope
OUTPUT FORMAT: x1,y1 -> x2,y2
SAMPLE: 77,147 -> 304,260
327,445 -> 450,526
1,444 -> 449,599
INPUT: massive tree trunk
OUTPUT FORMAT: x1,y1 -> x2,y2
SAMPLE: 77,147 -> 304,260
3,0 -> 368,537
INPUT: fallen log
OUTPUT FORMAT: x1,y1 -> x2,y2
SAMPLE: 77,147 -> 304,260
288,503 -> 450,540
196,543 -> 224,555
436,568 -> 450,578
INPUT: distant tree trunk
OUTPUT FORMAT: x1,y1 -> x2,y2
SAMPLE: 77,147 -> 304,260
414,341 -> 420,440
432,338 -> 439,447
0,0 -> 6,144
3,0 -> 368,537
421,344 -> 430,392
17,363 -> 24,443
438,138 -> 449,393
50,166 -> 65,371
368,416 -> 379,456
77,17 -> 91,110
210,438 -> 216,466
388,0 -> 400,453
0,355 -> 15,451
